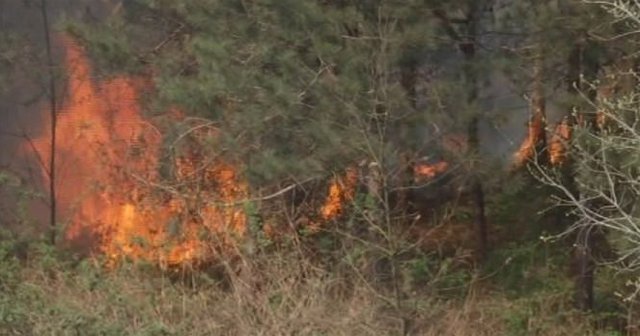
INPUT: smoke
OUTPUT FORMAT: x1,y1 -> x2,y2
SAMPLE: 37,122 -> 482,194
0,0 -> 120,232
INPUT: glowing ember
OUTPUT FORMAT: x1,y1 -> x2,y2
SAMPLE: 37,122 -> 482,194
30,36 -> 246,267
548,118 -> 571,166
413,161 -> 449,180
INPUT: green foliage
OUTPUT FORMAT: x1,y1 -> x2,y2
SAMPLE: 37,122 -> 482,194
0,223 -> 630,335
62,16 -> 146,75
404,254 -> 472,297
0,171 -> 45,240
3,1 -> 639,334
72,0 -> 458,188
484,241 -> 570,297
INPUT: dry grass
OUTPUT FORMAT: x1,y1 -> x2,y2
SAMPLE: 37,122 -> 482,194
0,243 -> 612,336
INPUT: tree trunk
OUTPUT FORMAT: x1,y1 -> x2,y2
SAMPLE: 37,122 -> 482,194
574,227 -> 594,311
531,54 -> 547,164
432,2 -> 490,260
461,3 -> 489,261
40,0 -> 57,245
566,38 -> 600,311
518,52 -> 547,166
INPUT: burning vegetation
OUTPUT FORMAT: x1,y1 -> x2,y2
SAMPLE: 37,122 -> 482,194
513,117 -> 572,168
319,167 -> 359,221
413,161 -> 449,180
28,36 -> 372,266
548,118 -> 572,166
514,113 -> 546,167
25,35 -> 554,268
31,36 -> 247,267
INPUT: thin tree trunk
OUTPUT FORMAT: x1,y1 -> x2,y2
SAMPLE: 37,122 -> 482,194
40,0 -> 57,245
530,51 -> 547,165
575,227 -> 594,310
400,61 -> 418,109
432,2 -> 490,260
398,61 -> 418,215
461,4 -> 488,261
566,38 -> 599,311
514,53 -> 547,167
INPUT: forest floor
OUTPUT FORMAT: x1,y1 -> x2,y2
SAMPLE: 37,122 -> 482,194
0,176 -> 634,335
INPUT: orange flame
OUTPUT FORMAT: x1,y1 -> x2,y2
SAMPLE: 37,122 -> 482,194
513,113 -> 546,167
413,161 -> 449,180
320,167 -> 358,221
30,36 -> 245,267
548,118 -> 572,166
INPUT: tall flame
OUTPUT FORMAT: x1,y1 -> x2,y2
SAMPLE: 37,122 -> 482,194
513,113 -> 546,166
513,59 -> 546,168
30,36 -> 246,266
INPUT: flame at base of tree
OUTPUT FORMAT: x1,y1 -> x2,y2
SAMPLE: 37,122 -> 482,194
25,36 -> 495,265
512,116 -> 573,168
548,118 -> 572,166
30,36 -> 246,267
513,113 -> 546,166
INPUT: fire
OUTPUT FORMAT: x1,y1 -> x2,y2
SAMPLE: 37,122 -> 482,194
512,117 -> 571,168
548,118 -> 572,166
320,167 -> 359,221
413,161 -> 449,180
312,159 -> 448,232
30,36 -> 246,267
513,113 -> 546,166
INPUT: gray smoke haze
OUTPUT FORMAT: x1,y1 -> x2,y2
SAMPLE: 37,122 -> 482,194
0,0 -> 119,167
0,0 -> 550,233
0,0 -> 120,230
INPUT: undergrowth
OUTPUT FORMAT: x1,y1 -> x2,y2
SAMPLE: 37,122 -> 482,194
0,235 -> 627,336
